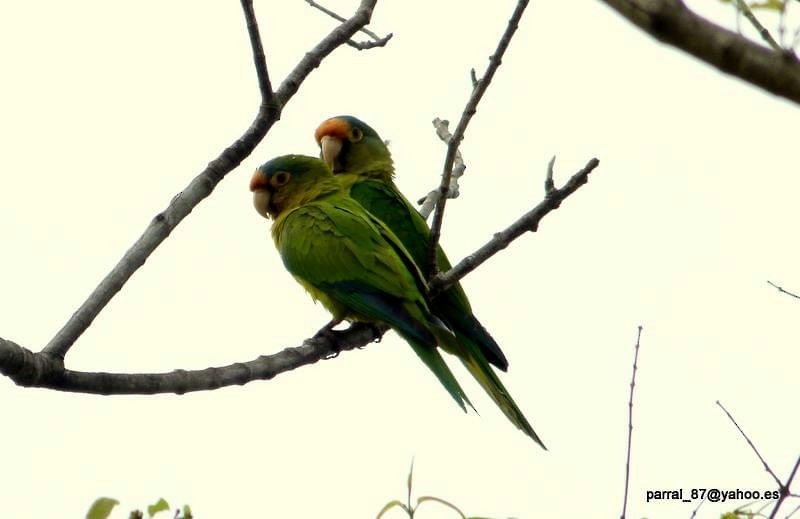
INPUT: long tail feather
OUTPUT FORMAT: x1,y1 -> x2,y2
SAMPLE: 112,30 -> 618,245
400,333 -> 471,412
459,347 -> 546,449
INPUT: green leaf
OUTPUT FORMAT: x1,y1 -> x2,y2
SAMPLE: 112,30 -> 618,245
86,497 -> 119,519
417,496 -> 467,519
376,499 -> 411,519
748,0 -> 784,10
147,498 -> 170,517
182,504 -> 193,519
406,458 -> 415,506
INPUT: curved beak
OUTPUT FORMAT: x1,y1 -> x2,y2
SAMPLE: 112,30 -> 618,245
320,135 -> 343,171
250,169 -> 272,219
252,189 -> 272,219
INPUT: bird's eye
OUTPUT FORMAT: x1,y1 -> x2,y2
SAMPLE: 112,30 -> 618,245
271,171 -> 291,187
351,128 -> 363,142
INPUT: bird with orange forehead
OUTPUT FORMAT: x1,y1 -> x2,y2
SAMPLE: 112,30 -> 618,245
314,116 -> 544,447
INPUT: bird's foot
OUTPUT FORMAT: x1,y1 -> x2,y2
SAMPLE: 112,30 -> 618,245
316,319 -> 345,359
366,322 -> 383,344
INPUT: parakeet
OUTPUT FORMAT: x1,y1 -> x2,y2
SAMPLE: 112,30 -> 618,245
250,154 -> 472,411
314,116 -> 545,447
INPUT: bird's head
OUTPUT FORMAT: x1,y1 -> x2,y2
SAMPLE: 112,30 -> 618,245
314,115 -> 394,180
249,155 -> 336,219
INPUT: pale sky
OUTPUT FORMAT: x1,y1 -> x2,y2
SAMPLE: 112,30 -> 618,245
1,1 -> 798,518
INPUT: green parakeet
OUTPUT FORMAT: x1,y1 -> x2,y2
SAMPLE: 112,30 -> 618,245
250,154 -> 472,411
314,116 -> 544,447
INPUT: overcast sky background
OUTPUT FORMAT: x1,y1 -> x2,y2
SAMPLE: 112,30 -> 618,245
1,1 -> 798,518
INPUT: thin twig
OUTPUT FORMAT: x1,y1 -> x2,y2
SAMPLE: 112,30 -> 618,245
768,457 -> 800,519
597,0 -> 800,105
305,0 -> 392,50
734,0 -> 782,52
545,156 -> 556,194
688,497 -> 706,518
620,325 -> 643,519
753,499 -> 773,518
417,118 -> 465,220
718,402 -> 800,519
305,0 -> 380,40
767,280 -> 800,300
346,34 -> 393,50
786,501 -> 800,518
37,0 -> 381,361
241,0 -> 274,101
717,400 -> 783,487
0,156 -> 601,394
430,157 -> 600,297
426,0 -> 530,277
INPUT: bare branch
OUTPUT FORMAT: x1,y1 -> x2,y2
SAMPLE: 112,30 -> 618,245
417,118 -> 466,220
427,0 -> 530,277
241,0 -> 274,101
545,155 -> 556,194
768,457 -> 800,519
346,33 -> 393,51
429,157 -> 600,297
733,0 -> 783,52
597,0 -> 800,105
36,0 -> 381,362
1,326 -> 384,395
305,0 -> 392,50
620,325 -> 643,519
718,400 -> 800,519
1,155 -> 599,395
688,497 -> 706,518
767,280 -> 800,300
717,400 -> 783,487
717,401 -> 800,518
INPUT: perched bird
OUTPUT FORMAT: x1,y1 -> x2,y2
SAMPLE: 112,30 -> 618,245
314,116 -> 544,447
250,154 -> 472,411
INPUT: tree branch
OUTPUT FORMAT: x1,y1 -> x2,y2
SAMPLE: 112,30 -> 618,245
733,0 -> 782,52
769,457 -> 800,519
597,0 -> 800,105
717,400 -> 783,487
36,0 -> 381,361
429,157 -> 600,297
1,326 -> 383,395
767,280 -> 800,300
426,0 -> 530,277
620,325 -> 643,519
718,400 -> 800,519
305,0 -> 393,50
241,0 -> 274,101
0,156 -> 600,395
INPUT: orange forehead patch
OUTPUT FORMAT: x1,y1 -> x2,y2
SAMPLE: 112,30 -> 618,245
249,169 -> 269,192
314,118 -> 351,144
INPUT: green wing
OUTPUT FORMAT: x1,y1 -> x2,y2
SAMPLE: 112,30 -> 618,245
277,195 -> 471,411
348,178 -> 545,447
348,177 -> 509,371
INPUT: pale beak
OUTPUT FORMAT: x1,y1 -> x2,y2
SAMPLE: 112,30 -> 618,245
252,189 -> 272,219
320,135 -> 343,171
